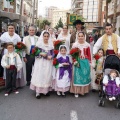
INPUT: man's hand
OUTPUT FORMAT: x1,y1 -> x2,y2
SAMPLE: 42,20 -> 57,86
6,65 -> 10,69
23,58 -> 27,63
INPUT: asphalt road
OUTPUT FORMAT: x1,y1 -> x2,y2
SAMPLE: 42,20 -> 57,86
0,87 -> 120,120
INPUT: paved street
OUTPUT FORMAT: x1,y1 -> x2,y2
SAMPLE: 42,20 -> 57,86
0,87 -> 120,120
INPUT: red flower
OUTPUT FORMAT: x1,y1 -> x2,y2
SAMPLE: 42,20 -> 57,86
15,42 -> 26,50
32,48 -> 36,54
54,40 -> 61,46
70,48 -> 79,55
94,54 -> 100,60
54,50 -> 59,55
53,58 -> 57,65
17,45 -> 21,49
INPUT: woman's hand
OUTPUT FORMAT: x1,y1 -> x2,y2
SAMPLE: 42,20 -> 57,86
104,83 -> 108,86
23,58 -> 27,63
47,56 -> 52,60
117,84 -> 120,88
40,53 -> 47,57
62,63 -> 69,66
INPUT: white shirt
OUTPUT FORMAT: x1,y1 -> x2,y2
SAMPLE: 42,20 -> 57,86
93,34 -> 120,55
1,52 -> 22,71
103,75 -> 120,85
30,36 -> 35,45
9,52 -> 15,65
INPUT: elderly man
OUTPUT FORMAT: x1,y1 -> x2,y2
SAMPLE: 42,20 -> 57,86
70,20 -> 89,48
93,23 -> 120,56
23,26 -> 38,86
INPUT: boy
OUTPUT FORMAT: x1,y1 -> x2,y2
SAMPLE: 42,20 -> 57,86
1,42 -> 22,96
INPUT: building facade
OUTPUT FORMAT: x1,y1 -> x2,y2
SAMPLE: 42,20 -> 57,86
52,9 -> 68,28
45,6 -> 58,23
108,0 -> 120,35
71,0 -> 83,15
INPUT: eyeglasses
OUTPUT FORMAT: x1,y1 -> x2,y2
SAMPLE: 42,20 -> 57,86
63,28 -> 67,29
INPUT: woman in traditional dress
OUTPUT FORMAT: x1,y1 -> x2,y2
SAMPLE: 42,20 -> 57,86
0,24 -> 25,88
55,45 -> 72,97
30,32 -> 54,99
57,25 -> 71,53
70,32 -> 91,98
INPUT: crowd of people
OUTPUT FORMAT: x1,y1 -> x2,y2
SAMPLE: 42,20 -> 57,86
0,19 -> 120,101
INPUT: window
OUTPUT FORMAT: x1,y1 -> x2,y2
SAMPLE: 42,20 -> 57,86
17,4 -> 20,13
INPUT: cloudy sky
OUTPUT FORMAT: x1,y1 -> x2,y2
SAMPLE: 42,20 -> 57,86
38,0 -> 71,16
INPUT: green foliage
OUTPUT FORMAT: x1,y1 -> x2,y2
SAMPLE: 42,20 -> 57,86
107,0 -> 112,3
54,18 -> 63,30
36,19 -> 51,29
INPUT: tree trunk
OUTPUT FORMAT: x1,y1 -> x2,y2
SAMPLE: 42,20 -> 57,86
113,0 -> 117,33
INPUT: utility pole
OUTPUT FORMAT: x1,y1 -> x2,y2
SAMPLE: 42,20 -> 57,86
32,0 -> 35,25
19,0 -> 24,36
98,0 -> 103,27
105,1 -> 108,24
113,0 -> 117,32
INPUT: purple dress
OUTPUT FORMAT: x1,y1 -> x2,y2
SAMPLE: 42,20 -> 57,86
105,80 -> 119,96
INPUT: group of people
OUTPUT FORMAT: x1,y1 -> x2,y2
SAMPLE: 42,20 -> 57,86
0,19 -> 120,101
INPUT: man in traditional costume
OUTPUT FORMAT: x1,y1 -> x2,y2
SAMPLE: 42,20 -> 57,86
93,23 -> 120,56
23,26 -> 38,86
70,20 -> 89,48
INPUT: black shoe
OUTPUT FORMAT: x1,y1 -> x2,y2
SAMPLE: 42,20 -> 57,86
92,89 -> 97,92
62,94 -> 66,98
26,82 -> 30,86
45,93 -> 50,96
36,95 -> 41,99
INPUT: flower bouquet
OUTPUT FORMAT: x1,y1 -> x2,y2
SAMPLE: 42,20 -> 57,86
15,42 -> 26,50
15,42 -> 26,58
94,54 -> 100,70
70,48 -> 80,67
54,40 -> 65,50
31,47 -> 41,56
53,58 -> 59,68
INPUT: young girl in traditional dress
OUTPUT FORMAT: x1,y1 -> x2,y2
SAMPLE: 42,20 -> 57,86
103,69 -> 120,101
30,32 -> 54,99
55,45 -> 72,97
70,32 -> 91,98
91,49 -> 104,91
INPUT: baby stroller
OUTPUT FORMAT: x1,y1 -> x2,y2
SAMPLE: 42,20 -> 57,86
98,55 -> 120,108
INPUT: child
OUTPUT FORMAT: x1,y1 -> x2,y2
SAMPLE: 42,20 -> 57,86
91,48 -> 104,91
103,69 -> 120,101
1,42 -> 22,96
55,45 -> 72,97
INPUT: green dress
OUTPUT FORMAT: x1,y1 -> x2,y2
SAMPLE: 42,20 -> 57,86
74,58 -> 91,86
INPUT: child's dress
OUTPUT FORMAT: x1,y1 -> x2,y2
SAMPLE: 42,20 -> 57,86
55,55 -> 72,92
103,75 -> 120,96
91,56 -> 104,90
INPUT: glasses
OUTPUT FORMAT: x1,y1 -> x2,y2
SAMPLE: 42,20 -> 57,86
63,28 -> 67,29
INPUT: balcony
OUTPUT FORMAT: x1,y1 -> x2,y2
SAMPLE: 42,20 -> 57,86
75,0 -> 83,4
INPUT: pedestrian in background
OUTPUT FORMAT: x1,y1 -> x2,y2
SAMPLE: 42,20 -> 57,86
57,25 -> 71,53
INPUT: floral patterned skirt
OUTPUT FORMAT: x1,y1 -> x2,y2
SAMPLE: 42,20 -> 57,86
70,59 -> 91,95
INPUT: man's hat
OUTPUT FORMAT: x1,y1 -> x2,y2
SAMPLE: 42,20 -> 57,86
73,20 -> 84,26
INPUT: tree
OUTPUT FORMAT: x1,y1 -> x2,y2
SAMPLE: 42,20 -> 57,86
36,19 -> 51,30
113,0 -> 117,32
55,18 -> 63,29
